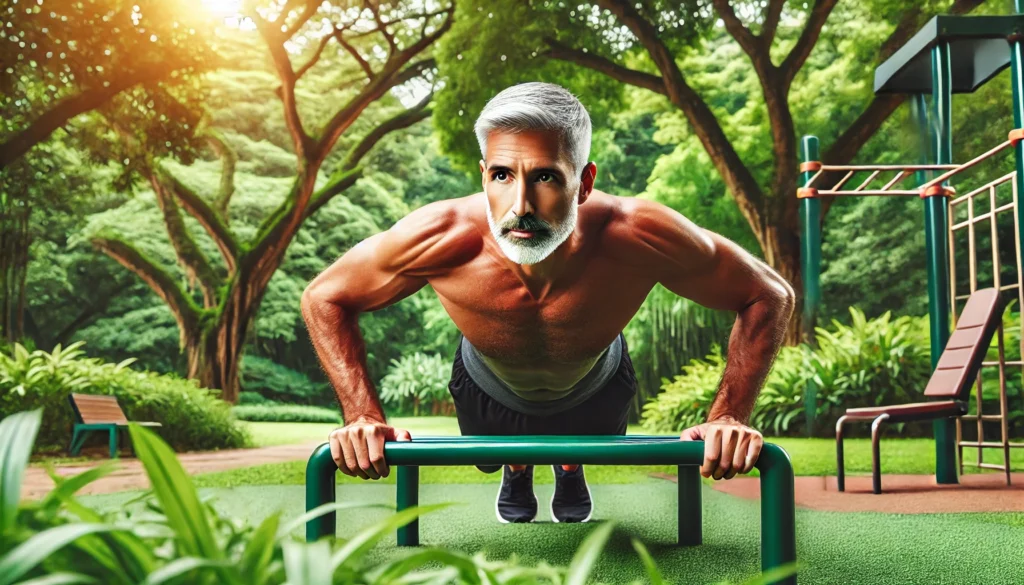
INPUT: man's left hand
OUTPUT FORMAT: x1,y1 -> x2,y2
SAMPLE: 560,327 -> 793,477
679,416 -> 763,480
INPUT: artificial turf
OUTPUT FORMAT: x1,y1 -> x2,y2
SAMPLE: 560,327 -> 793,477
82,480 -> 1024,585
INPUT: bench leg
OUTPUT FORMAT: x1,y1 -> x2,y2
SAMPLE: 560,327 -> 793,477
677,465 -> 702,546
109,426 -> 119,459
871,414 -> 889,495
836,415 -> 849,492
397,465 -> 420,546
69,428 -> 86,456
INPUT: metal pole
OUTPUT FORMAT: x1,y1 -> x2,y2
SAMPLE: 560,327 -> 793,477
396,466 -> 420,546
1012,1 -> 1024,364
678,465 -> 702,546
800,135 -> 821,437
925,42 -> 957,485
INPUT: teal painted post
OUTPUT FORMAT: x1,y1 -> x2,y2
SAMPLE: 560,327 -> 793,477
305,442 -> 337,541
677,465 -> 702,546
1012,4 -> 1024,350
926,42 -> 957,484
799,136 -> 821,437
396,466 -> 420,546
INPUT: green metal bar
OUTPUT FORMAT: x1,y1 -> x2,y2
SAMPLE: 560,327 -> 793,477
304,437 -> 796,585
799,135 -> 821,438
396,466 -> 419,546
927,41 -> 957,485
1012,4 -> 1024,370
677,465 -> 702,546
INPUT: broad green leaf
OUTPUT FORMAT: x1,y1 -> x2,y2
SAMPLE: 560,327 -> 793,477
0,409 -> 42,534
278,501 -> 389,539
630,538 -> 666,585
40,462 -> 118,509
565,521 -> 615,585
330,503 -> 453,571
0,523 -> 122,585
127,424 -> 223,563
240,512 -> 280,585
141,556 -> 232,585
13,573 -> 100,585
370,548 -> 484,584
283,540 -> 333,585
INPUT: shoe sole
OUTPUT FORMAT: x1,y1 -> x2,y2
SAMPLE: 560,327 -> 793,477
496,465 -> 537,524
550,465 -> 593,523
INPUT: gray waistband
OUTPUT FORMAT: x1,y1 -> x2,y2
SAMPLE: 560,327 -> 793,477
459,333 -> 623,416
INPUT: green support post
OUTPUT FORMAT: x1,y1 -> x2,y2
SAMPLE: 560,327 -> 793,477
799,136 -> 821,437
1012,4 -> 1024,356
396,466 -> 420,546
924,42 -> 957,485
304,437 -> 797,585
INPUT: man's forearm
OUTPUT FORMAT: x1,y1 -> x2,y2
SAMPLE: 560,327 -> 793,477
707,291 -> 794,425
301,296 -> 386,424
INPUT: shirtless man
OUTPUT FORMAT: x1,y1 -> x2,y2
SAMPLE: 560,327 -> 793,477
301,82 -> 795,524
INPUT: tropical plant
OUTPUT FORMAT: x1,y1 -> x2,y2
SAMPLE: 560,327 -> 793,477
0,409 -> 798,584
379,352 -> 455,416
0,341 -> 248,452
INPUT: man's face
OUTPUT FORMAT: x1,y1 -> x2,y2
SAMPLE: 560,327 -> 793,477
479,129 -> 590,266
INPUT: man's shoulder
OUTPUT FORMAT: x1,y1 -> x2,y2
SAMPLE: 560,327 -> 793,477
385,194 -> 484,277
600,193 -> 714,269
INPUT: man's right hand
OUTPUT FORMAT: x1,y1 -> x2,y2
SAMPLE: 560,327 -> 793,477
328,417 -> 412,480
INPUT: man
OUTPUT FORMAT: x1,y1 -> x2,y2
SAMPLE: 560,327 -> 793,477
301,81 -> 795,524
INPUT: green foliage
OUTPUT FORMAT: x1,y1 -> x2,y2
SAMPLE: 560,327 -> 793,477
0,409 -> 798,585
232,404 -> 342,425
379,352 -> 455,417
239,356 -> 332,406
642,308 -> 936,438
0,342 -> 248,453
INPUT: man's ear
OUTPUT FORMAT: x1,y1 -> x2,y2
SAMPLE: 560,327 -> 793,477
578,162 -> 597,203
479,159 -> 486,189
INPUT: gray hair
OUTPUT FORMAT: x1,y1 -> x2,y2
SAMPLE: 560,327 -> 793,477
474,82 -> 592,186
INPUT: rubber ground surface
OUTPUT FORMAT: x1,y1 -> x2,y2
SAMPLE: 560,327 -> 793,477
82,482 -> 1024,585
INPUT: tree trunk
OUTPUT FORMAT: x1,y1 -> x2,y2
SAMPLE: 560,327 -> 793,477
183,279 -> 260,404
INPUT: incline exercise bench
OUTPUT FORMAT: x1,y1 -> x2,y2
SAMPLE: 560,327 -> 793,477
306,435 -> 797,584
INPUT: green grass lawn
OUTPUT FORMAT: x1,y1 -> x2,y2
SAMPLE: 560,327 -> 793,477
200,418 -> 1022,488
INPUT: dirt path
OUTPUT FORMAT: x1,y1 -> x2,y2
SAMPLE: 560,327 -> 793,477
21,441 -> 323,501
653,472 -> 1024,513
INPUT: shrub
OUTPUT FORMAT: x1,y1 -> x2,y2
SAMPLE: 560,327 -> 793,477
0,342 -> 249,453
642,308 -> 936,438
0,409 -> 799,585
239,355 -> 333,406
379,351 -> 455,416
232,403 -> 342,424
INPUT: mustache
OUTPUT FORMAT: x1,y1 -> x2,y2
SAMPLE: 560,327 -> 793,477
502,215 -> 548,232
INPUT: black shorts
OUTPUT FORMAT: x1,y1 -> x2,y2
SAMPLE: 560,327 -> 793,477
447,333 -> 639,438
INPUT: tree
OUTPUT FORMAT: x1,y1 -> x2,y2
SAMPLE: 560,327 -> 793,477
0,0 -> 221,169
87,0 -> 454,401
432,0 -> 989,344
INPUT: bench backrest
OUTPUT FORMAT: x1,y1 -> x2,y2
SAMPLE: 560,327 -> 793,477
924,287 -> 1005,399
68,393 -> 129,424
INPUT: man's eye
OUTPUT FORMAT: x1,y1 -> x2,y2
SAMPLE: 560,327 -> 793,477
537,173 -> 553,183
493,171 -> 508,182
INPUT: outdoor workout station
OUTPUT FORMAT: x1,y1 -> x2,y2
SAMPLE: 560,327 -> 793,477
304,11 -> 1024,585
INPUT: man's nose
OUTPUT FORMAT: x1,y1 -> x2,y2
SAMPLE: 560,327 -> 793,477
511,178 -> 533,217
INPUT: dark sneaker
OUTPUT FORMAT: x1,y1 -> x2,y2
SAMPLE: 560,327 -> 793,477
550,465 -> 593,523
495,465 -> 538,523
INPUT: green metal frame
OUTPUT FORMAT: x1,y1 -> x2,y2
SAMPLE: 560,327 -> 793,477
799,136 -> 821,438
304,436 -> 797,584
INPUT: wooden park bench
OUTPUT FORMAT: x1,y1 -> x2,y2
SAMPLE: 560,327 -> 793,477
67,393 -> 162,459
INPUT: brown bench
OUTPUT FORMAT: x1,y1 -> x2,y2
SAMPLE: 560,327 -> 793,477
68,393 -> 162,459
835,287 -> 1005,494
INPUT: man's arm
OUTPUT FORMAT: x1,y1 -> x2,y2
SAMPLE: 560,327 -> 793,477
624,198 -> 796,479
300,201 -> 459,479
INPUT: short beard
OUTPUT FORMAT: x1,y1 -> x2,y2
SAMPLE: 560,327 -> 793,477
485,192 -> 579,266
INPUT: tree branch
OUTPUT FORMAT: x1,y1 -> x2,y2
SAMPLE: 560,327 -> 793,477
90,236 -> 200,344
155,165 -> 240,274
762,0 -> 785,45
711,0 -> 763,59
204,130 -> 237,214
148,173 -> 222,308
334,29 -> 376,82
780,0 -> 839,88
540,38 -> 667,95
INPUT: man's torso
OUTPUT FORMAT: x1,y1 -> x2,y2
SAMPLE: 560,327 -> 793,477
424,190 -> 657,393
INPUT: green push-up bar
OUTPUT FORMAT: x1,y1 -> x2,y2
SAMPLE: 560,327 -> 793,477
305,435 -> 797,584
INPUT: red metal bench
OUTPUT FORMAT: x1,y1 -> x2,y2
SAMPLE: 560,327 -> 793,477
835,287 -> 1005,494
